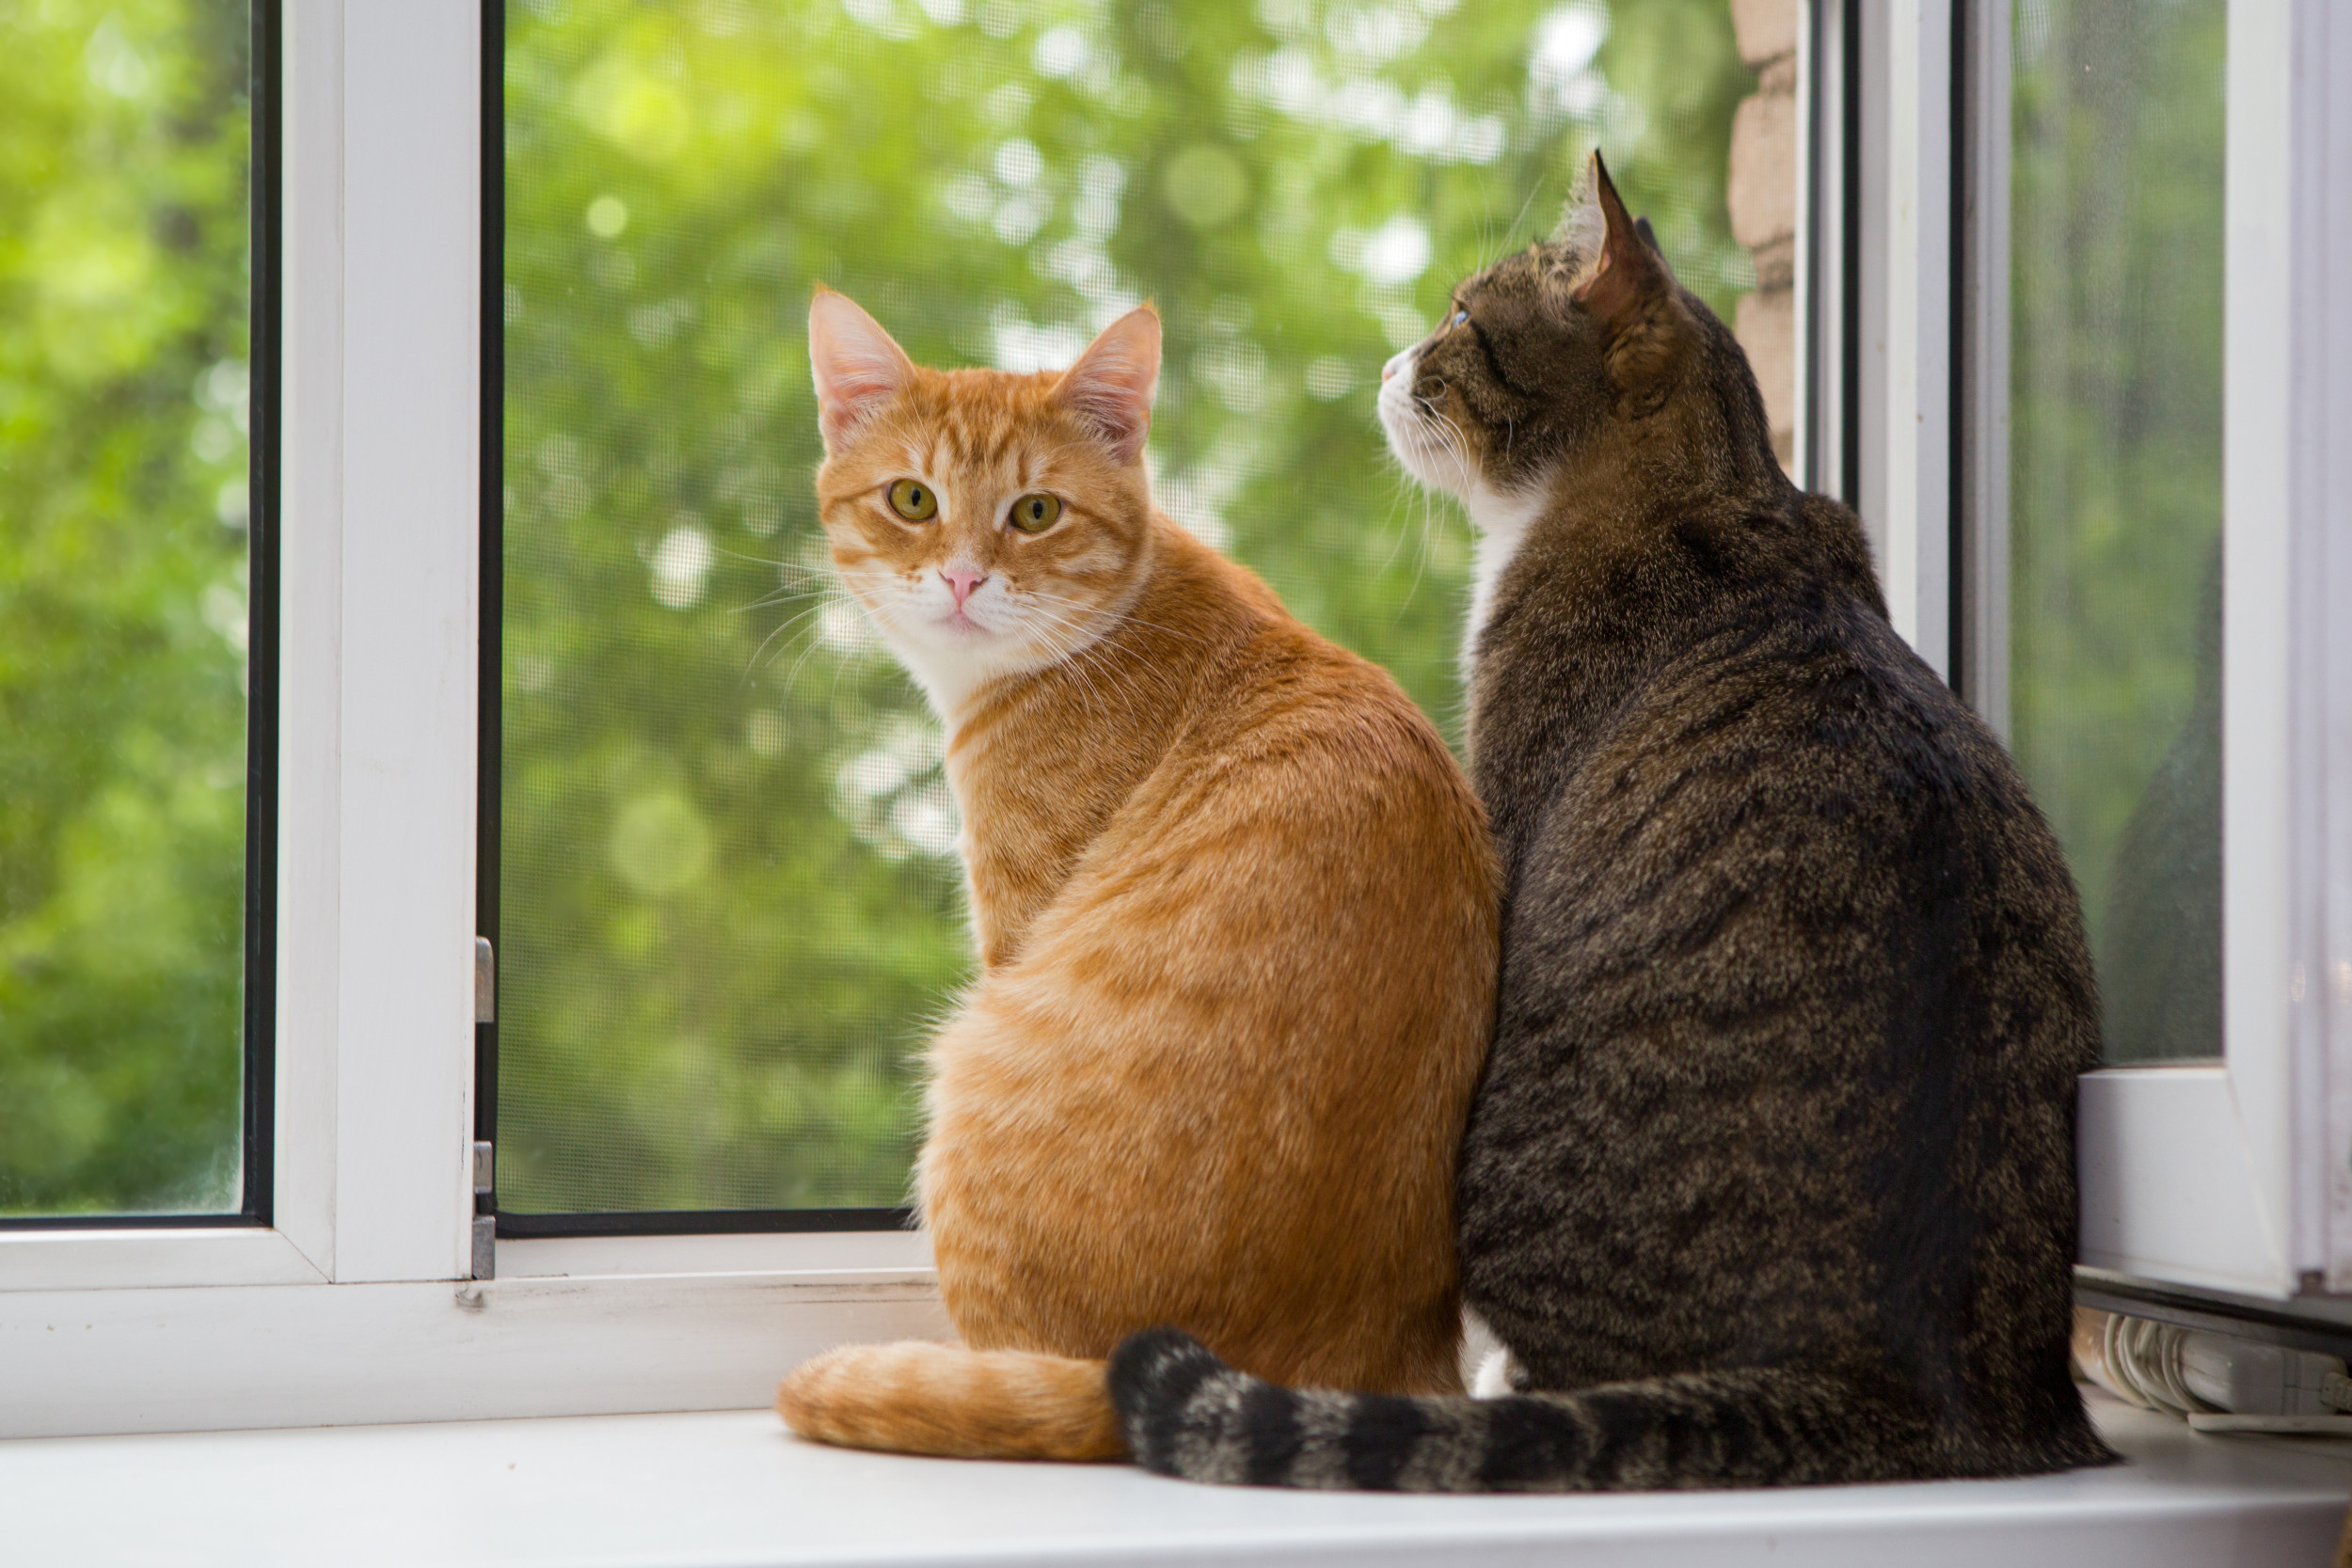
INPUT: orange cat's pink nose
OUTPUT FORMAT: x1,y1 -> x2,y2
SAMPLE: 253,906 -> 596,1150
941,566 -> 988,609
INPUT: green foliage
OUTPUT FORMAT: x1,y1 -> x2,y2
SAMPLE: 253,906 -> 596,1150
497,0 -> 1755,1211
0,0 -> 252,1215
6,0 -> 2226,1216
2007,0 -> 2225,1062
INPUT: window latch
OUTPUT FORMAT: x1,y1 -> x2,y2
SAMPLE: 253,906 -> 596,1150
473,935 -> 496,1023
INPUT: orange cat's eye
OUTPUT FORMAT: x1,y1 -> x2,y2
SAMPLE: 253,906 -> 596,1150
886,479 -> 937,521
1008,493 -> 1062,534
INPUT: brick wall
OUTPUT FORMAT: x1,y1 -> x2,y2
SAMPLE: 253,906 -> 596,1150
1726,0 -> 1800,472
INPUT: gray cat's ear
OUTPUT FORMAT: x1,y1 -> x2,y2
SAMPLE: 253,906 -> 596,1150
809,286 -> 915,451
1056,304 -> 1161,462
1551,153 -> 1608,266
1570,151 -> 1673,327
1562,152 -> 1687,402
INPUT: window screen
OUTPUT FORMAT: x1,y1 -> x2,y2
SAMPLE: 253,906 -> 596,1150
0,1 -> 273,1222
494,0 -> 1768,1222
2008,0 -> 2224,1064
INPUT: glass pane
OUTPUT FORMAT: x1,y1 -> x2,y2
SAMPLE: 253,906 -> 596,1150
498,0 -> 1769,1214
0,3 -> 257,1214
2009,0 -> 2225,1063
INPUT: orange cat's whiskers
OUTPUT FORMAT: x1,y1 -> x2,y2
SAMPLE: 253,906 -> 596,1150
731,568 -> 838,617
1015,588 -> 1207,651
1019,615 -> 1120,732
760,623 -> 838,703
741,594 -> 840,683
730,586 -> 818,616
713,542 -> 832,575
1027,608 -> 1173,732
769,591 -> 884,705
1017,602 -> 1187,712
1059,635 -> 1176,725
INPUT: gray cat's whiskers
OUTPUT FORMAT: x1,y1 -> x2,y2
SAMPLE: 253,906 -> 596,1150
1369,410 -> 1454,630
1410,401 -> 1481,499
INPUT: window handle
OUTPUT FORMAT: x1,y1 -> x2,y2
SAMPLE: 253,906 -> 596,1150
473,936 -> 496,1024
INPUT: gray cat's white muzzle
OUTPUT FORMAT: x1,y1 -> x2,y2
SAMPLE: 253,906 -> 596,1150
1375,346 -> 1471,497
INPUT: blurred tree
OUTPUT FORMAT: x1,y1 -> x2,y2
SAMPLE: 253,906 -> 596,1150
0,0 -> 2227,1220
497,0 -> 1758,1212
0,0 -> 253,1215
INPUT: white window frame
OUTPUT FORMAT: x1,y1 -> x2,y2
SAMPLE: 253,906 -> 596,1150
0,1 -> 939,1442
7,0 -> 2347,1442
1849,0 -> 2352,1301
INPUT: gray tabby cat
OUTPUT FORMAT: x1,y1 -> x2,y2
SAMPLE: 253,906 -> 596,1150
1107,153 -> 2116,1490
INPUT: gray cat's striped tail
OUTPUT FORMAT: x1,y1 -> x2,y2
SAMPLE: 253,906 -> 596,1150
1110,1329 -> 2099,1491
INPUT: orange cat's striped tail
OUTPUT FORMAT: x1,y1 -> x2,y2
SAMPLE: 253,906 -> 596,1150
776,1340 -> 1125,1462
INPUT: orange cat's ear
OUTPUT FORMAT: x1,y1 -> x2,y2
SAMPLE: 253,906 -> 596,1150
809,286 -> 914,451
1054,305 -> 1160,462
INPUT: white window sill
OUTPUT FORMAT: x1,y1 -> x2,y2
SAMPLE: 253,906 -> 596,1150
5,1391 -> 2344,1567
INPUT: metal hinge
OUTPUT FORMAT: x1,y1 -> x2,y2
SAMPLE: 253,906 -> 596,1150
470,1139 -> 496,1280
473,935 -> 496,1023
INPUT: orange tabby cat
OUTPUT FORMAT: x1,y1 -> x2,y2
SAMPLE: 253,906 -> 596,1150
773,288 -> 1497,1462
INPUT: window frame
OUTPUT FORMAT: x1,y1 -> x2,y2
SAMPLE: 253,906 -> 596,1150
3,0 -> 477,1294
3,1 -> 943,1441
7,0 -> 2349,1442
1846,0 -> 2352,1301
